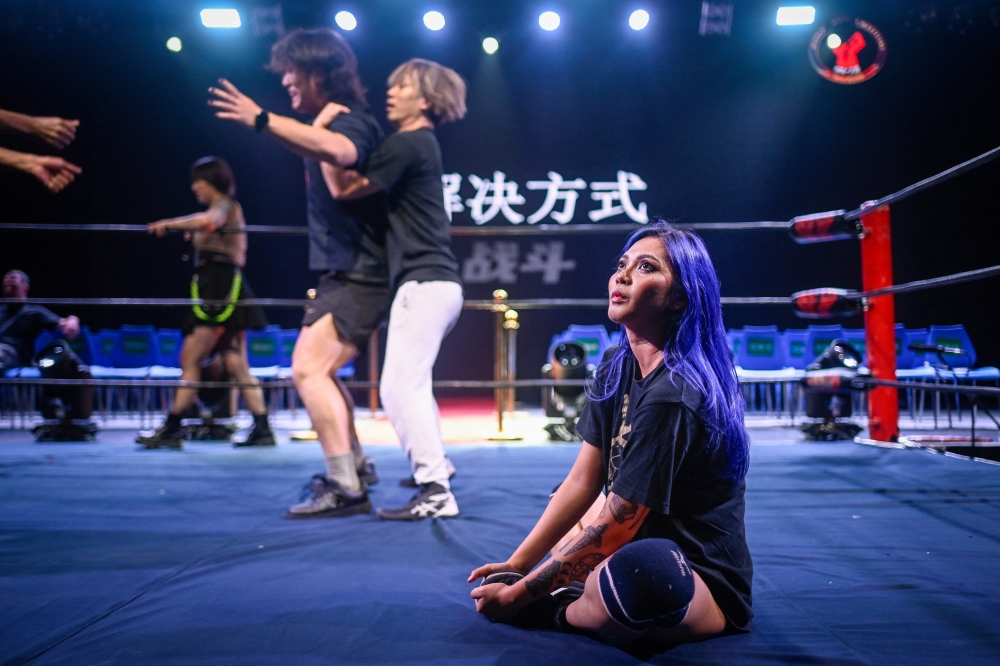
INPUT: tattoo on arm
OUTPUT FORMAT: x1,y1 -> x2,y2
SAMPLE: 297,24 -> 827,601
568,553 -> 606,579
560,523 -> 608,555
608,495 -> 638,525
525,558 -> 563,597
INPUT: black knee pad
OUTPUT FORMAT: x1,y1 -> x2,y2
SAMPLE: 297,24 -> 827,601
598,539 -> 696,632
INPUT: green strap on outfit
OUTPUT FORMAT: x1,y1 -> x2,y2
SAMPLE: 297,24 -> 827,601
191,268 -> 242,323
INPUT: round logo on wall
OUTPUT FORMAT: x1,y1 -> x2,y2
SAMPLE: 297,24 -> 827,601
809,17 -> 887,84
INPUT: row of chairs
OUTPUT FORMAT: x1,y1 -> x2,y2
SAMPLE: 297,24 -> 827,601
15,324 -> 354,380
729,324 -> 999,380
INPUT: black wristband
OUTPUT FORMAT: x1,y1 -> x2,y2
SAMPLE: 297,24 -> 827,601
254,110 -> 270,133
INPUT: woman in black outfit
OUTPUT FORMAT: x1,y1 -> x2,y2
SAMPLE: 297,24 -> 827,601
138,157 -> 273,449
470,221 -> 753,651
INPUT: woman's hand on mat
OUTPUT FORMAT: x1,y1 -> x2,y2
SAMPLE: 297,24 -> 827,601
468,561 -> 524,583
313,102 -> 350,128
208,78 -> 262,129
471,583 -> 526,623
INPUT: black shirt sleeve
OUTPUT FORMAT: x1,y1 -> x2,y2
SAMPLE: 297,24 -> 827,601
360,133 -> 419,194
328,111 -> 378,169
610,401 -> 695,515
576,396 -> 609,450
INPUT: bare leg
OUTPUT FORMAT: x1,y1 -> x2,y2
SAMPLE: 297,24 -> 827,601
565,560 -> 727,646
292,314 -> 357,457
221,334 -> 266,415
172,326 -> 221,415
333,375 -> 364,460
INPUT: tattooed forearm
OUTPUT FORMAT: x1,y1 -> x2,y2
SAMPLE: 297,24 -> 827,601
561,523 -> 608,555
609,494 -> 638,525
568,553 -> 606,579
525,558 -> 563,597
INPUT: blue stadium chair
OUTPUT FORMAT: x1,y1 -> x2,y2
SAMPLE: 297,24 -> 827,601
94,325 -> 158,417
735,326 -> 785,371
149,329 -> 183,379
782,330 -> 810,371
804,325 -> 845,365
247,325 -> 282,380
91,329 -> 118,368
726,329 -> 742,360
279,329 -> 298,368
894,323 -> 915,371
925,325 -> 1000,381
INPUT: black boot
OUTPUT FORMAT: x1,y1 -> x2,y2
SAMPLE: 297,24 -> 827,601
136,414 -> 185,450
234,414 -> 276,447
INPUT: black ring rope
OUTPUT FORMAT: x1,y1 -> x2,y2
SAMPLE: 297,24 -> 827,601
859,264 -> 1000,299
0,296 -> 792,308
843,145 -> 1000,221
0,221 -> 790,235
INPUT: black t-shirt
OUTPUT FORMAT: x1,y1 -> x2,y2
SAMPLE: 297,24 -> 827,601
0,304 -> 61,366
576,350 -> 754,631
305,102 -> 389,281
358,128 -> 461,290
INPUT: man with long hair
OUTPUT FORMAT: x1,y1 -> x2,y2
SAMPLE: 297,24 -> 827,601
319,59 -> 467,520
210,28 -> 389,518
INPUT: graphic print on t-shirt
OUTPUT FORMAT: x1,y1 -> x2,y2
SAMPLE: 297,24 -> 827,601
607,394 -> 632,490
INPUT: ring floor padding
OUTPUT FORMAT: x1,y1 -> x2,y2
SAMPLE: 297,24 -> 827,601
1,430 -> 999,665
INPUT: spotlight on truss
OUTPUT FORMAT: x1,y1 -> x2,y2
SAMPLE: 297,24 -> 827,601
776,6 -> 816,26
200,8 -> 242,28
539,11 -> 560,31
335,11 -> 357,31
423,11 -> 445,31
629,9 -> 650,30
482,37 -> 499,54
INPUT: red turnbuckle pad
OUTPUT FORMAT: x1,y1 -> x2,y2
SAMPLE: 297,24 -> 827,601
789,210 -> 860,244
791,288 -> 864,319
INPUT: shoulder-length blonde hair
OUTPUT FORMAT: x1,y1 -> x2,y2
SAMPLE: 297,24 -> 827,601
388,59 -> 467,125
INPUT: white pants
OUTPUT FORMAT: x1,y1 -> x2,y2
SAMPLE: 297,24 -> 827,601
380,280 -> 463,486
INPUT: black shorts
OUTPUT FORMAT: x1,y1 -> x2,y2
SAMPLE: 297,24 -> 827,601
182,259 -> 268,336
302,271 -> 391,350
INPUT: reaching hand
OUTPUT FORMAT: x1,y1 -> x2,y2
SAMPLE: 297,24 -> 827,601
208,78 -> 262,129
468,562 -> 523,584
31,116 -> 80,149
313,102 -> 351,128
58,316 -> 81,340
148,221 -> 172,237
470,583 -> 525,623
27,155 -> 82,193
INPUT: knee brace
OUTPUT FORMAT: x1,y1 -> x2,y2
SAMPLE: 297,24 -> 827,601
598,539 -> 696,632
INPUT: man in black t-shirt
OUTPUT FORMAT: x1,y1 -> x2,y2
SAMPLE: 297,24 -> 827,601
1,270 -> 80,372
320,59 -> 467,520
210,28 -> 391,518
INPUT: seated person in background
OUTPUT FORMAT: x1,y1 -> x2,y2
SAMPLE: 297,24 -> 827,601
469,222 -> 753,652
0,270 -> 80,372
0,108 -> 81,193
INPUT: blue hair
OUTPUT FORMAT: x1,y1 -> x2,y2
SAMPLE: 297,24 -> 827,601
587,221 -> 750,480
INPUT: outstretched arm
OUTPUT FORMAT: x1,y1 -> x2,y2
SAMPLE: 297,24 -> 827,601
147,206 -> 226,237
208,79 -> 358,166
0,108 -> 79,148
0,147 -> 82,193
471,488 -> 650,623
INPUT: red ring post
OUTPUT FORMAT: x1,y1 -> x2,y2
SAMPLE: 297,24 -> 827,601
859,205 -> 899,442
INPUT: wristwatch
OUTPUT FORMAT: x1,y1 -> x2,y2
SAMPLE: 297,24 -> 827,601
254,109 -> 270,133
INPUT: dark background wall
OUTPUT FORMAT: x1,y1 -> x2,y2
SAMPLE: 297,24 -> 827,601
2,0 -> 999,401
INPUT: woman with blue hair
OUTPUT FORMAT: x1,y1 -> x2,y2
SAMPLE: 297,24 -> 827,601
470,221 -> 752,649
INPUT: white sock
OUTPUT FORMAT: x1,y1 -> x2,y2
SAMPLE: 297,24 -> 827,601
326,452 -> 361,492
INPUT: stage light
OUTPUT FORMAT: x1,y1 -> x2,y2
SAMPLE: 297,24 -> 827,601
776,6 -> 815,26
539,11 -> 561,31
335,11 -> 357,31
629,9 -> 650,30
166,36 -> 183,52
826,33 -> 842,49
423,11 -> 445,30
482,37 -> 499,54
200,8 -> 242,28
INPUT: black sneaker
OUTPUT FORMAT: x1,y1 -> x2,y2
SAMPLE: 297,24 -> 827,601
356,456 -> 380,486
286,475 -> 371,519
399,469 -> 456,488
136,422 -> 185,450
377,482 -> 459,520
233,422 -> 276,447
